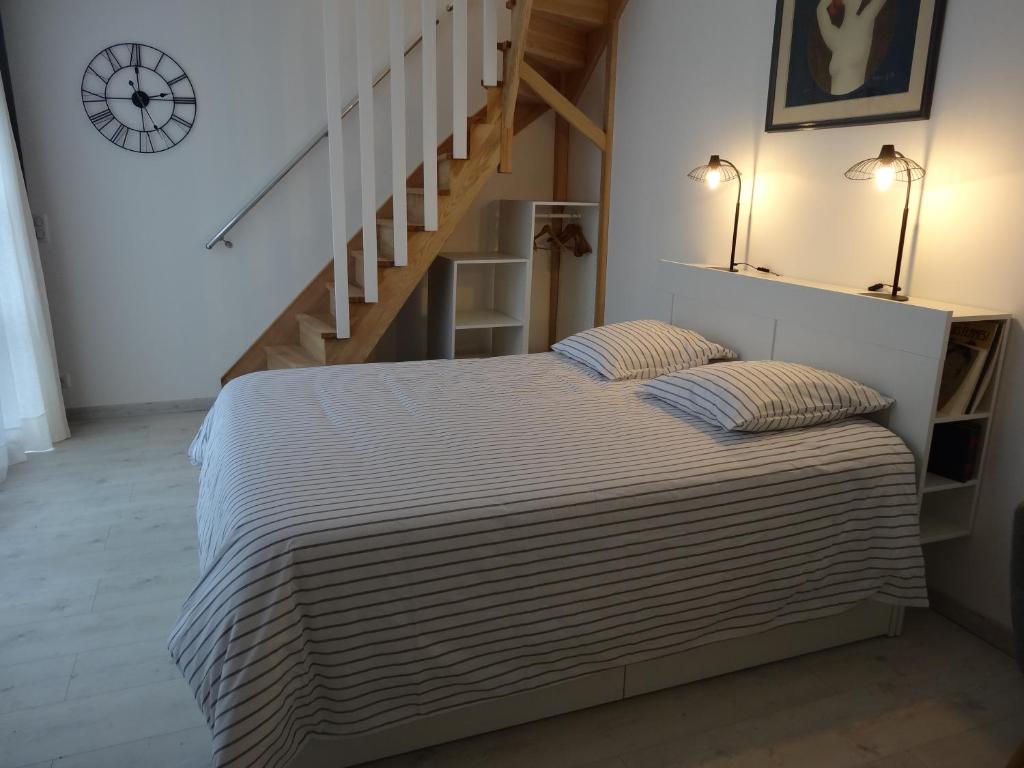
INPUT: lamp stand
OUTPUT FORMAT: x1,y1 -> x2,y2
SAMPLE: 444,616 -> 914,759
713,161 -> 742,272
861,176 -> 913,302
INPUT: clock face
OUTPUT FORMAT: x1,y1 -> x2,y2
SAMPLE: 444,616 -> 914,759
81,43 -> 196,154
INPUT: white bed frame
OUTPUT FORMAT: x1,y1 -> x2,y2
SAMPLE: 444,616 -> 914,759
298,261 -> 963,767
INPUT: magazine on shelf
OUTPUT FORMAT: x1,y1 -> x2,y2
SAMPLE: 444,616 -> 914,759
936,321 -> 1001,417
967,322 -> 1004,414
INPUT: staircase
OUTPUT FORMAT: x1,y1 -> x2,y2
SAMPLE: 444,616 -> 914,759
219,0 -> 625,385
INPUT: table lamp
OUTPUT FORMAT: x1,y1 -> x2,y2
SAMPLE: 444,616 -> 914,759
687,155 -> 743,272
844,144 -> 926,302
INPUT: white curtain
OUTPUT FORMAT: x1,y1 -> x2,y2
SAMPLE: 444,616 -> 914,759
0,77 -> 69,482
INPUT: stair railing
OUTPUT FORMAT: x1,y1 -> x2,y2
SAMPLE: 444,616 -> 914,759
326,0 -> 498,336
204,2 -> 463,252
210,0 -> 500,342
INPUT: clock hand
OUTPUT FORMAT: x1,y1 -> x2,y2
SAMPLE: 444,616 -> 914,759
143,104 -> 169,145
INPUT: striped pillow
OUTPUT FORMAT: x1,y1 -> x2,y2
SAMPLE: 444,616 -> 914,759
643,361 -> 893,432
552,320 -> 737,381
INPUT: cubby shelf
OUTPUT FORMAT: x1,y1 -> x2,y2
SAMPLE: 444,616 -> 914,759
922,472 -> 978,494
428,251 -> 531,360
427,201 -> 599,361
919,516 -> 972,545
455,308 -> 523,329
933,412 -> 990,425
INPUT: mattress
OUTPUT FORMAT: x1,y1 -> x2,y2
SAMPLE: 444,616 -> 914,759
169,353 -> 927,768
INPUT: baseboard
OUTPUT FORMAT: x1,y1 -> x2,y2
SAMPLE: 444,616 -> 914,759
928,588 -> 1017,658
66,397 -> 215,423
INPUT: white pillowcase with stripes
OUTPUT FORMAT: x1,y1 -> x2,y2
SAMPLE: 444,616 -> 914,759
552,320 -> 737,381
643,360 -> 894,432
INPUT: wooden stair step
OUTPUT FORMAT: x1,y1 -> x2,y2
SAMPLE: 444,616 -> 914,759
409,186 -> 451,198
266,344 -> 320,370
350,250 -> 395,268
406,186 -> 451,229
525,12 -> 588,71
378,218 -> 425,235
326,282 -> 364,317
297,312 -> 337,338
297,312 -> 344,364
532,0 -> 608,29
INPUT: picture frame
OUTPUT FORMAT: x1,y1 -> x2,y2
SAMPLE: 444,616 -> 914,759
765,0 -> 947,132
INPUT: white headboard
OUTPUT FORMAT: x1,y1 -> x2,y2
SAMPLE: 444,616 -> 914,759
657,261 -> 953,477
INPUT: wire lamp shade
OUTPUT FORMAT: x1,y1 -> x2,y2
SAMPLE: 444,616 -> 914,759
687,155 -> 741,184
844,144 -> 925,183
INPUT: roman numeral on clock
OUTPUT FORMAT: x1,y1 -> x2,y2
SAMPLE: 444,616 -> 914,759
103,47 -> 121,70
172,97 -> 196,105
169,114 -> 193,129
87,65 -> 109,84
167,74 -> 188,86
90,109 -> 114,129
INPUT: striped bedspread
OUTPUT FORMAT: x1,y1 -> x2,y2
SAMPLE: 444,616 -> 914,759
169,353 -> 927,768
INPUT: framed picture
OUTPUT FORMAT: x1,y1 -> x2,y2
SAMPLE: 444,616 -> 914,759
766,0 -> 946,132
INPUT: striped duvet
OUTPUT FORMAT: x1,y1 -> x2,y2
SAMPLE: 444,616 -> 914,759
170,353 -> 927,768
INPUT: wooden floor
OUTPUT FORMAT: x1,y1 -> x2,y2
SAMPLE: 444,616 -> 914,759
0,411 -> 1021,768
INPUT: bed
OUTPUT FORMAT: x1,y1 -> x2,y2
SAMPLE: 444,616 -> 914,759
170,342 -> 927,768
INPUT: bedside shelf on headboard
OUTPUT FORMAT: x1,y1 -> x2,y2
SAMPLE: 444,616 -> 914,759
656,261 -> 1012,548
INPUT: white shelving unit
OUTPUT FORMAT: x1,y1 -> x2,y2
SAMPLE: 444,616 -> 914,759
427,253 -> 531,359
428,200 -> 600,360
918,314 -> 1011,545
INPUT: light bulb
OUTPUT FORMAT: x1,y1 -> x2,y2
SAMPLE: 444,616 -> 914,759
705,168 -> 722,190
874,164 -> 895,191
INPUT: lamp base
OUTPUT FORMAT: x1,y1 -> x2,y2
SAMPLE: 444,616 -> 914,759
859,291 -> 909,302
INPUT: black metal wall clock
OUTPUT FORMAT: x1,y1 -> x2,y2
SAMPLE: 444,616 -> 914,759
81,43 -> 196,153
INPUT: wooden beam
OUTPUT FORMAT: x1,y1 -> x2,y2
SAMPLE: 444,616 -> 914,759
549,102 -> 570,347
594,18 -> 618,328
501,0 -> 535,173
520,61 -> 606,150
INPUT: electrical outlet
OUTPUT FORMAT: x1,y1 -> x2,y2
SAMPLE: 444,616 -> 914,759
33,213 -> 50,243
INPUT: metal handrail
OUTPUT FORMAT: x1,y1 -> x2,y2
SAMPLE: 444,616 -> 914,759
206,8 -> 452,249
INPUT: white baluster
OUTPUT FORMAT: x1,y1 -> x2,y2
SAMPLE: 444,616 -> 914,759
389,0 -> 408,267
355,0 -> 379,302
421,0 -> 438,231
324,0 -> 350,337
452,0 -> 468,159
482,0 -> 498,87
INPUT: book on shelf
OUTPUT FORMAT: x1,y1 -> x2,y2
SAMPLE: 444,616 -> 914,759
936,321 -> 1001,417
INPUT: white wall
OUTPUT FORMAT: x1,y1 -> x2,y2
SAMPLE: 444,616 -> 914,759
1,0 -> 552,407
573,0 -> 1024,633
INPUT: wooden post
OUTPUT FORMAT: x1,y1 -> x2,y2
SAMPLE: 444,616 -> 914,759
594,19 -> 618,327
500,0 -> 534,173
